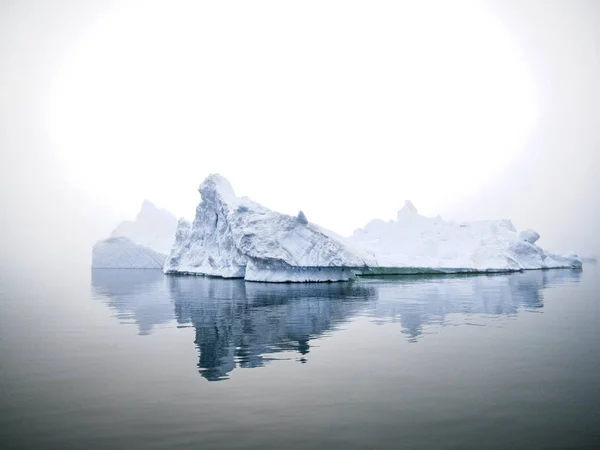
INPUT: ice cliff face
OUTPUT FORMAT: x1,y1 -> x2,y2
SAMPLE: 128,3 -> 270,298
164,174 -> 374,281
349,201 -> 582,272
92,200 -> 178,269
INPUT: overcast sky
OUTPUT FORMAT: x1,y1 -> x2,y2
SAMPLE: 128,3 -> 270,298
1,0 -> 598,271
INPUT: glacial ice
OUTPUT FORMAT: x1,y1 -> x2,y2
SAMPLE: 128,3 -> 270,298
92,236 -> 167,269
349,201 -> 582,273
110,199 -> 178,254
163,174 -> 374,281
92,200 -> 178,269
519,229 -> 540,244
96,175 -> 582,280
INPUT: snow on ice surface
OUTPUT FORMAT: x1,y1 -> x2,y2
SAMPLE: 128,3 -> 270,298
349,201 -> 582,273
92,237 -> 166,269
164,174 -> 374,281
519,229 -> 540,244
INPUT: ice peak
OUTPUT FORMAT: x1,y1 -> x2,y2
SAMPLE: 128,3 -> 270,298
297,210 -> 308,225
136,199 -> 161,220
199,174 -> 237,204
142,199 -> 155,209
397,200 -> 418,219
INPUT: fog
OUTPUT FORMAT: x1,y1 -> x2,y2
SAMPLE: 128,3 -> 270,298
1,0 -> 598,275
448,0 -> 600,256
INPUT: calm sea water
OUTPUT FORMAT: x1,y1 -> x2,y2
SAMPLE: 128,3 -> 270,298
1,265 -> 599,449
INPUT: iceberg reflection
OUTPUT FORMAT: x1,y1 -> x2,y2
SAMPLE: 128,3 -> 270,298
168,277 -> 375,380
91,269 -> 581,380
367,269 -> 581,342
91,269 -> 172,335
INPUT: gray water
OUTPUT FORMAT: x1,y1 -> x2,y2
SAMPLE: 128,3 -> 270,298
1,265 -> 599,449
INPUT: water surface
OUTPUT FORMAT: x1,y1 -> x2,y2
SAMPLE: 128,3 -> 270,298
1,266 -> 599,449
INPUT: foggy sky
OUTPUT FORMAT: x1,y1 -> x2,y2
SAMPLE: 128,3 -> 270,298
0,0 -> 598,275
448,0 -> 600,255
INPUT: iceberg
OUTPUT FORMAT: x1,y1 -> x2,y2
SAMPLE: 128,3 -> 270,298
92,236 -> 167,269
349,201 -> 582,273
92,200 -> 178,269
165,176 -> 581,281
163,174 -> 374,281
110,199 -> 178,254
97,175 -> 582,280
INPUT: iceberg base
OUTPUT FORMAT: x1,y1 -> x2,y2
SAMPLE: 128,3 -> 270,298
241,260 -> 358,283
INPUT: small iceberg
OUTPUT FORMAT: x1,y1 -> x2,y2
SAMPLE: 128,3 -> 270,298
92,200 -> 178,269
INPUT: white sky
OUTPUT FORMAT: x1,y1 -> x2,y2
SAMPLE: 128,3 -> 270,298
44,0 -> 538,235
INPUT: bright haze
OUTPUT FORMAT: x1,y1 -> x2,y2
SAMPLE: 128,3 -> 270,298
1,0 -> 598,271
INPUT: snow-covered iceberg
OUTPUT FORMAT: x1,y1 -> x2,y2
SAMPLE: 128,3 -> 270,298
92,200 -> 178,269
164,174 -> 374,281
92,236 -> 167,269
110,199 -> 178,254
349,201 -> 582,273
165,176 -> 581,281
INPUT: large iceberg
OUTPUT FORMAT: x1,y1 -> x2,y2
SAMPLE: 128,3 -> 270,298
164,174 -> 374,281
92,200 -> 178,269
96,176 -> 581,279
165,176 -> 581,281
349,201 -> 582,273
